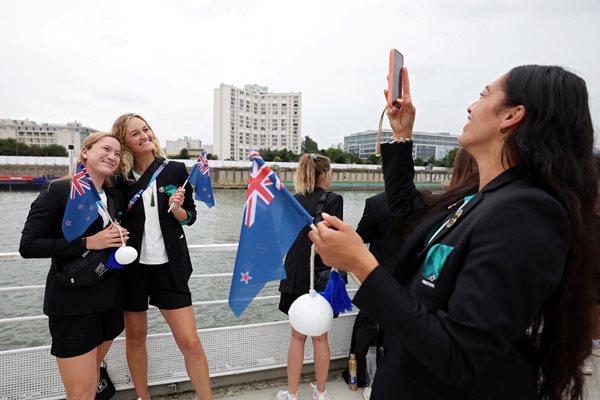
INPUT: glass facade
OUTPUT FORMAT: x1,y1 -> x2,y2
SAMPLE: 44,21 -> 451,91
343,129 -> 459,161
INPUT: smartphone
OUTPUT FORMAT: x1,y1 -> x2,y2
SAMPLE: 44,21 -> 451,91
387,49 -> 404,108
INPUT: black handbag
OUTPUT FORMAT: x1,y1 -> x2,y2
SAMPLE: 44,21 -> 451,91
96,361 -> 116,400
55,249 -> 111,287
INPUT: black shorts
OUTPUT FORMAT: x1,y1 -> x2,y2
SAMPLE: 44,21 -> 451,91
123,262 -> 192,312
49,306 -> 124,358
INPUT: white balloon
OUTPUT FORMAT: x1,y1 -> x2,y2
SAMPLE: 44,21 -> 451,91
288,290 -> 333,336
115,246 -> 138,265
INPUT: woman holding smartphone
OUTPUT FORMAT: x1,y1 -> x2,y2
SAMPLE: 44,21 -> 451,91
309,65 -> 597,400
112,113 -> 212,400
20,132 -> 128,399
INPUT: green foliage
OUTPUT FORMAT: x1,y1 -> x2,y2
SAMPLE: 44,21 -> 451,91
258,148 -> 300,162
206,153 -> 218,160
178,148 -> 190,159
301,136 -> 319,154
0,139 -> 67,156
365,154 -> 382,165
413,157 -> 424,166
320,144 -> 363,164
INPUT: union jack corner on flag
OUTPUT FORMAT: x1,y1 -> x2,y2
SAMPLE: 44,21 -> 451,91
62,161 -> 101,241
228,151 -> 314,317
188,150 -> 215,208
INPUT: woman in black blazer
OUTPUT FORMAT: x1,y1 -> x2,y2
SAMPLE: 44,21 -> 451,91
20,132 -> 128,399
112,113 -> 212,400
309,65 -> 598,400
277,153 -> 343,400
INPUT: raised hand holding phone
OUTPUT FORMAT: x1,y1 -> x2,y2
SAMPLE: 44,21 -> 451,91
387,49 -> 404,108
377,49 -> 415,154
385,65 -> 415,139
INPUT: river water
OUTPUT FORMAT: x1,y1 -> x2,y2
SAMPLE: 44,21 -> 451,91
0,189 -> 376,351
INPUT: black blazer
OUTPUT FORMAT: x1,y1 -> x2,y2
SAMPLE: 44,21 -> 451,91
119,158 -> 196,291
356,192 -> 403,273
19,179 -> 126,316
279,187 -> 343,295
353,143 -> 570,399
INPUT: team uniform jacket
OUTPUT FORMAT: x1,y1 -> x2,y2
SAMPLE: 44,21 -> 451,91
279,187 -> 343,295
119,158 -> 196,291
353,142 -> 570,399
20,179 -> 126,316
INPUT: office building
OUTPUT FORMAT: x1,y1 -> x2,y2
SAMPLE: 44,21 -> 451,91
344,129 -> 459,161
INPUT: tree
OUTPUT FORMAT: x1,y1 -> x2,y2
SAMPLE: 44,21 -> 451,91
301,136 -> 319,154
206,153 -> 218,160
365,154 -> 381,165
46,144 -> 68,157
440,147 -> 459,167
178,148 -> 190,159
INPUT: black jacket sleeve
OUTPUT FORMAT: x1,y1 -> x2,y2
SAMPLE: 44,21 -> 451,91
356,198 -> 375,243
381,142 -> 426,225
19,181 -> 83,259
353,190 -> 569,385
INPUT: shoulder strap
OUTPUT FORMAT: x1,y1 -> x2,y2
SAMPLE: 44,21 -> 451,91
314,191 -> 331,224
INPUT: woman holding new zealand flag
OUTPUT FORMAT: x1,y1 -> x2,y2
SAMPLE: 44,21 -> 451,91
111,113 -> 212,400
20,131 -> 129,399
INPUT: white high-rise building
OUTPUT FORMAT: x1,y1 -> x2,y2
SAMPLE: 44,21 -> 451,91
213,84 -> 302,161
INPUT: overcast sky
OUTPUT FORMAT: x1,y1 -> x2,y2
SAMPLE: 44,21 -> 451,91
1,0 -> 599,149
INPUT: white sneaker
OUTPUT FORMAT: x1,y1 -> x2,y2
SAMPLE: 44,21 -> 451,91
275,390 -> 297,400
592,342 -> 600,357
363,387 -> 372,400
310,383 -> 330,400
583,360 -> 594,375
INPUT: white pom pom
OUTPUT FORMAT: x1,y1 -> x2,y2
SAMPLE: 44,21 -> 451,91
288,290 -> 333,336
115,246 -> 138,265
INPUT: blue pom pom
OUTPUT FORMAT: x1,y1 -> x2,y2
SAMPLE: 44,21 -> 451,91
106,248 -> 124,270
319,269 -> 352,314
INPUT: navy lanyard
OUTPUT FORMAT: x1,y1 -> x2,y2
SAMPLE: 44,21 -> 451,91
126,159 -> 169,212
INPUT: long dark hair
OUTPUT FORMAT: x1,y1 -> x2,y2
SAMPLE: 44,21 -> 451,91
502,65 -> 597,400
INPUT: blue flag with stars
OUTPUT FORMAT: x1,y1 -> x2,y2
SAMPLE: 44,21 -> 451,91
228,151 -> 314,317
62,161 -> 101,241
188,150 -> 215,208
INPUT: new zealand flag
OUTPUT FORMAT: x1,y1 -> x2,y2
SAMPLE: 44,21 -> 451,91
228,151 -> 314,317
188,150 -> 215,208
62,162 -> 101,241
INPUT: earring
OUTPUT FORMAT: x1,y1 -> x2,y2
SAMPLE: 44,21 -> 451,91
500,127 -> 509,134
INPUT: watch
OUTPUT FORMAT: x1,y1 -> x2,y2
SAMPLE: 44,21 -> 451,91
80,237 -> 87,251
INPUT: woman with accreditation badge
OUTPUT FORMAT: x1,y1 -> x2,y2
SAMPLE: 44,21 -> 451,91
112,113 -> 212,400
20,132 -> 129,399
309,63 -> 598,400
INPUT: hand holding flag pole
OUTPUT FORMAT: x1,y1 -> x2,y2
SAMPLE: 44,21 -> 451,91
168,150 -> 215,213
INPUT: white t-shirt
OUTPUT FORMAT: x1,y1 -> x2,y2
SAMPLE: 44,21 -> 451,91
132,170 -> 169,265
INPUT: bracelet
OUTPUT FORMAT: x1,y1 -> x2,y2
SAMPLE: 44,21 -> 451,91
389,137 -> 412,144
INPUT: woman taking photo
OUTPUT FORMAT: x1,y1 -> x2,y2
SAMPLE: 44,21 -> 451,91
112,113 -> 212,400
309,65 -> 597,400
277,153 -> 343,400
20,132 -> 128,399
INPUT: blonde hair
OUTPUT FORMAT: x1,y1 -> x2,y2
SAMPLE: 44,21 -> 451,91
57,131 -> 121,188
293,153 -> 331,195
111,113 -> 166,178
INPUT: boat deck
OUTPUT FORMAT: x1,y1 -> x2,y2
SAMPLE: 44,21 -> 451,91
149,356 -> 600,400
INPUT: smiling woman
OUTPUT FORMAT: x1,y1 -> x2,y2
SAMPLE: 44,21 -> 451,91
18,131 -> 130,399
111,113 -> 213,400
309,65 -> 598,400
